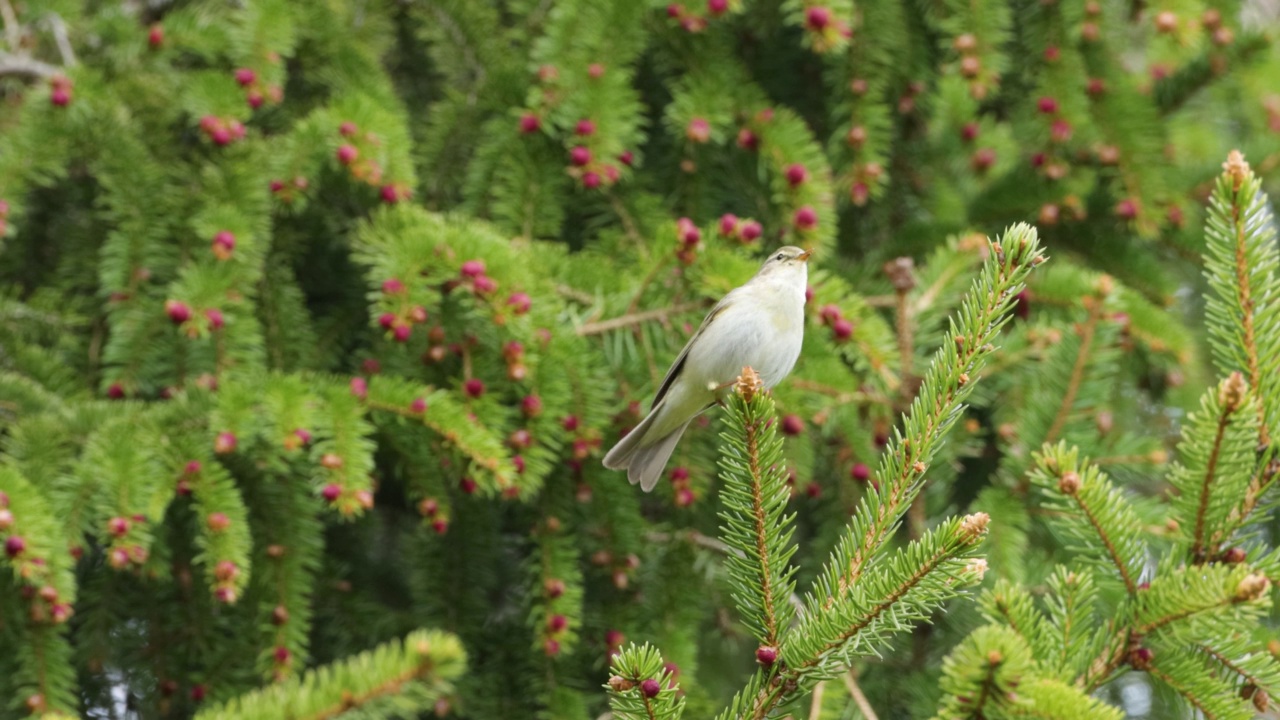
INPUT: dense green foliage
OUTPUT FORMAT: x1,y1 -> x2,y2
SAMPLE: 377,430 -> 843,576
1,0 -> 1279,718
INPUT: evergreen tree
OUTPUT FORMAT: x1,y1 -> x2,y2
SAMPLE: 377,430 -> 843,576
0,1 -> 1278,719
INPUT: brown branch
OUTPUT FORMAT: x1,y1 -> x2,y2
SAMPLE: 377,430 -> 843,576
807,681 -> 825,720
555,284 -> 595,305
1144,662 -> 1222,719
0,0 -> 19,51
966,654 -> 1001,719
1234,459 -> 1280,533
789,378 -> 887,406
1070,488 -> 1137,595
309,661 -> 440,720
609,193 -> 643,245
804,541 -> 954,670
746,409 -> 780,646
1091,453 -> 1162,466
1136,595 -> 1237,636
893,277 -> 925,541
0,52 -> 59,78
43,13 -> 75,67
1197,643 -> 1265,686
1044,301 -> 1102,445
575,300 -> 709,337
1190,404 -> 1238,563
625,256 -> 672,314
1230,196 -> 1269,447
841,670 -> 880,720
1082,625 -> 1130,691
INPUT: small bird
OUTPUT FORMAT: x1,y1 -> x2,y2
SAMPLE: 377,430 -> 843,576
603,246 -> 812,491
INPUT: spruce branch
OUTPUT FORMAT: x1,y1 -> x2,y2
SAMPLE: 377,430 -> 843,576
193,630 -> 466,720
716,367 -> 799,649
576,300 -> 711,337
606,644 -> 686,720
979,580 -> 1051,662
1044,294 -> 1105,445
785,514 -> 991,684
0,52 -> 59,78
1030,444 -> 1145,594
1043,567 -> 1101,679
809,224 -> 1043,608
839,671 -> 880,720
934,624 -> 1035,720
1166,372 -> 1258,562
1195,641 -> 1280,698
1144,651 -> 1258,720
362,376 -> 517,495
1133,565 -> 1270,637
1204,151 -> 1280,448
1006,678 -> 1126,720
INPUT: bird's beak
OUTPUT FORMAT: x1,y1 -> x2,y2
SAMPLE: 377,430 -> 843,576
797,249 -> 813,263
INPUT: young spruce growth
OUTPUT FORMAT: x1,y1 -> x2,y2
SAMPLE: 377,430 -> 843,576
932,154 -> 1280,719
607,223 -> 1045,719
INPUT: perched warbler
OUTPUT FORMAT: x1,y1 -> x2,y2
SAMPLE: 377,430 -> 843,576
603,246 -> 812,490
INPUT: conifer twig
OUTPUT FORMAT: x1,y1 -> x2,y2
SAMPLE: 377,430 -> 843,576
788,378 -> 886,405
823,227 -> 1043,604
1190,373 -> 1245,562
885,257 -> 924,541
44,13 -> 75,67
0,0 -> 19,52
1225,153 -> 1268,447
625,256 -> 674,314
609,194 -> 643,245
1065,486 -> 1137,595
1082,627 -> 1129,691
807,681 -> 824,720
716,368 -> 799,649
1044,296 -> 1103,445
801,541 -> 956,669
0,53 -> 58,78
556,284 -> 596,305
576,300 -> 710,336
1142,663 -> 1221,718
644,529 -> 806,615
744,389 -> 781,645
1196,643 -> 1265,688
840,671 -> 879,720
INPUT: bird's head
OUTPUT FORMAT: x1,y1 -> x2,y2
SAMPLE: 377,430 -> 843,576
755,246 -> 812,281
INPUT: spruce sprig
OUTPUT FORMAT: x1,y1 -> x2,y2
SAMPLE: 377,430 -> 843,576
805,223 -> 1043,617
706,224 -> 1042,718
193,629 -> 466,720
1204,154 -> 1280,447
716,367 -> 799,650
605,644 -> 687,720
1203,152 -> 1280,532
1029,443 -> 1146,594
1165,373 -> 1260,562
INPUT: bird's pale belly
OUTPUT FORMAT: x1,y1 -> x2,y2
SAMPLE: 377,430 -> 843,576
685,303 -> 801,391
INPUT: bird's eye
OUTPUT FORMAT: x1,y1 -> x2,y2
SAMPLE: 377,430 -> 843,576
775,253 -> 784,261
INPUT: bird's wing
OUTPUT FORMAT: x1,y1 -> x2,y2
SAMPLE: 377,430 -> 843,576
650,292 -> 736,410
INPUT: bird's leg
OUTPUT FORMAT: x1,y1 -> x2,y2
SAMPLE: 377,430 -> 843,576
709,379 -> 739,408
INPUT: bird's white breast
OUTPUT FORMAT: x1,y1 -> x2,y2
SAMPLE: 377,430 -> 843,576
684,273 -> 806,391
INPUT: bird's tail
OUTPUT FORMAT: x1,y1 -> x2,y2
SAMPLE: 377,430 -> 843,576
602,405 -> 691,492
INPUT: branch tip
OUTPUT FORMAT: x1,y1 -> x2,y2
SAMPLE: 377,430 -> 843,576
735,366 -> 762,401
1223,149 -> 1250,190
960,512 -> 990,541
1235,573 -> 1269,602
